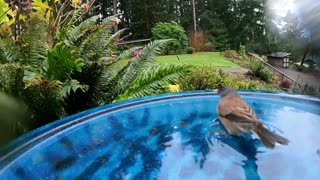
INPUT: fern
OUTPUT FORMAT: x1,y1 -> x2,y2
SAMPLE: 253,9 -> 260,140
0,38 -> 21,64
20,16 -> 48,68
115,46 -> 142,61
116,64 -> 192,101
105,28 -> 126,47
44,43 -> 84,80
119,40 -> 171,90
62,79 -> 89,97
0,64 -> 25,95
65,15 -> 99,46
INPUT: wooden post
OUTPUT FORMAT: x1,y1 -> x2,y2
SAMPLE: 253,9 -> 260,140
191,0 -> 196,49
113,0 -> 118,32
192,0 -> 196,32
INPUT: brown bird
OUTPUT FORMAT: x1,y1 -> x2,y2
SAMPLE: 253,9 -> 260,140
215,86 -> 289,149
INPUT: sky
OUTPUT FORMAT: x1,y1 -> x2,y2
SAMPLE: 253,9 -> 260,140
267,0 -> 296,17
266,0 -> 320,40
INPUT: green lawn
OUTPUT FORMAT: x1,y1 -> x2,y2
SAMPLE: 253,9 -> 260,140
156,52 -> 241,68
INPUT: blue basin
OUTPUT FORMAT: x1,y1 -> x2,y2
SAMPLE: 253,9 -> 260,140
0,90 -> 320,179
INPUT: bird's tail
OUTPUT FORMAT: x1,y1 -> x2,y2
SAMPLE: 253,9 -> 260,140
255,124 -> 289,149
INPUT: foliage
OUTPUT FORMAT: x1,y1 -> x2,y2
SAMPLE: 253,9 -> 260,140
221,50 -> 241,59
249,60 -> 273,83
180,67 -> 259,91
199,10 -> 229,51
0,92 -> 29,147
239,45 -> 246,56
220,50 -> 251,68
186,47 -> 195,54
151,21 -> 188,54
44,43 -> 85,81
117,64 -> 192,101
101,39 -> 175,103
291,84 -> 320,97
280,79 -> 292,89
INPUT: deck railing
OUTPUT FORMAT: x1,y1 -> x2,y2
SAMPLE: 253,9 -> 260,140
248,52 -> 301,90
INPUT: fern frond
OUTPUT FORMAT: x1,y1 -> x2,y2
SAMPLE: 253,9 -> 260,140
66,15 -> 99,46
0,39 -> 21,64
116,64 -> 192,101
62,79 -> 89,97
43,44 -> 84,81
0,64 -> 25,95
119,39 -> 171,89
20,16 -> 48,68
115,46 -> 142,61
106,28 -> 126,46
101,15 -> 121,28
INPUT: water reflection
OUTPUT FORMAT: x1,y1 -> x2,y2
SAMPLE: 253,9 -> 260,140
209,119 -> 263,180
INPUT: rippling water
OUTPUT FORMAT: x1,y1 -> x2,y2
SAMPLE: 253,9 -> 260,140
1,93 -> 320,179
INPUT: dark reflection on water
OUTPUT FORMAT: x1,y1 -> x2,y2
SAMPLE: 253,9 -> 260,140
209,119 -> 262,180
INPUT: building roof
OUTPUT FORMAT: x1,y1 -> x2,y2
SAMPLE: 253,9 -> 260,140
267,52 -> 291,58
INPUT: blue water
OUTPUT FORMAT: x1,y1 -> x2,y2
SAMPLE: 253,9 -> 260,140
0,91 -> 320,179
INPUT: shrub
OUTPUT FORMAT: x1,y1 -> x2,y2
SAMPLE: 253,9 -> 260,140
180,67 -> 261,91
186,47 -> 195,54
291,84 -> 320,96
249,60 -> 273,83
239,45 -> 246,56
260,68 -> 273,82
221,50 -> 240,59
151,21 -> 188,54
280,79 -> 292,89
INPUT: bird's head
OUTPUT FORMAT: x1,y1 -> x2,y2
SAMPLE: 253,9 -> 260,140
216,86 -> 237,98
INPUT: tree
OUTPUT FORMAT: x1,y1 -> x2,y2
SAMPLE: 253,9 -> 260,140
151,21 -> 188,54
199,10 -> 229,50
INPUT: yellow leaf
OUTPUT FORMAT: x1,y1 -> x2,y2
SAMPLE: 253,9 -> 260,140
32,2 -> 52,10
169,84 -> 180,92
71,0 -> 80,5
19,15 -> 28,21
6,18 -> 15,26
7,9 -> 17,17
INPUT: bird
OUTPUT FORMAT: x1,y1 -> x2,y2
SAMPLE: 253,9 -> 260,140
215,86 -> 289,149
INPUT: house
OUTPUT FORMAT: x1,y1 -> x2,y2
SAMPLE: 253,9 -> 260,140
267,52 -> 290,68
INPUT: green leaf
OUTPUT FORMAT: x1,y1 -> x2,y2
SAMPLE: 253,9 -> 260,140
62,79 -> 89,97
116,64 -> 192,101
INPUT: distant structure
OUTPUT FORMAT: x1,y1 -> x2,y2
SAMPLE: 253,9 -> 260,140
267,52 -> 290,68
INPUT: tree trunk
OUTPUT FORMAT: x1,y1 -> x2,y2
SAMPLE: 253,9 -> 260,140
113,0 -> 118,33
300,46 -> 309,67
192,0 -> 196,32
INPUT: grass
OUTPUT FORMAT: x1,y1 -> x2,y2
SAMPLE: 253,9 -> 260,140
156,52 -> 241,68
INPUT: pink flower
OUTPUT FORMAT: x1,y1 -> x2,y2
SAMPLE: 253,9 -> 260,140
133,49 -> 143,57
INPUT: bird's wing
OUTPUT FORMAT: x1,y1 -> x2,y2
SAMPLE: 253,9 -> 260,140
218,96 -> 258,123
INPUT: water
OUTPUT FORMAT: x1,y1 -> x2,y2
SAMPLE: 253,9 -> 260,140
0,91 -> 320,179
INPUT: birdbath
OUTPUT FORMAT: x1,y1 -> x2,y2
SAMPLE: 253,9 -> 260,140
0,90 -> 320,179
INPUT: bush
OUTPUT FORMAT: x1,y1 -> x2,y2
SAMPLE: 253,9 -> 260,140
186,47 -> 195,54
249,60 -> 273,83
151,21 -> 188,54
280,79 -> 292,89
180,67 -> 260,91
260,68 -> 273,82
239,45 -> 246,56
221,50 -> 241,59
291,84 -> 320,96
